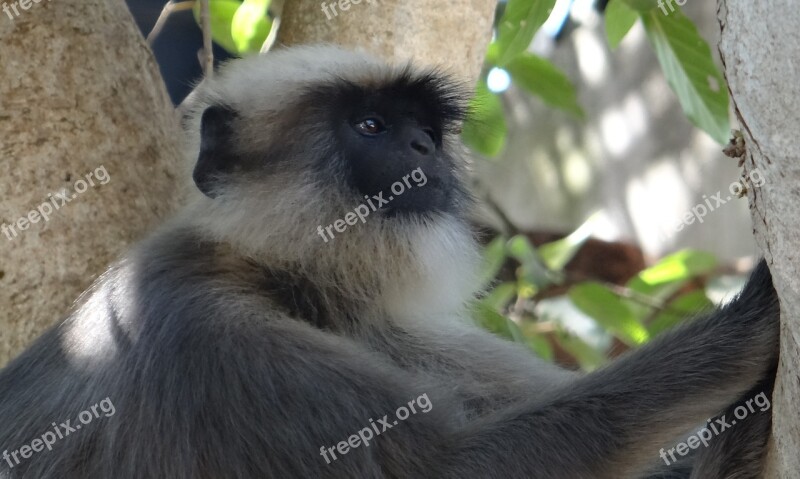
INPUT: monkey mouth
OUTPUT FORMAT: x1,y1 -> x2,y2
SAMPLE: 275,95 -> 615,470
384,192 -> 453,217
369,179 -> 454,218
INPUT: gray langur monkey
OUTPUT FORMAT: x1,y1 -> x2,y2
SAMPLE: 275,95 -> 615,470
0,45 -> 779,479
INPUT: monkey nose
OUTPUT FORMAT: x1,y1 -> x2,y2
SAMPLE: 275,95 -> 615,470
409,129 -> 435,156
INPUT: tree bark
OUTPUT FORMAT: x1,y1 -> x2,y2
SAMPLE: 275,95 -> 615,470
277,0 -> 497,83
718,1 -> 800,476
0,0 -> 498,367
0,0 -> 183,365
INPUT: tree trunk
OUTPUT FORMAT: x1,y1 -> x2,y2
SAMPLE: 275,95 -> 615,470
277,0 -> 497,83
0,0 -> 497,366
718,1 -> 800,476
0,0 -> 183,365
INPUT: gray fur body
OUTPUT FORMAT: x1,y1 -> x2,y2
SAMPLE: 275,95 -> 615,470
0,46 -> 779,479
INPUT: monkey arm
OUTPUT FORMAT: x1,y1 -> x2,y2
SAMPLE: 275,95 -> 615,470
187,262 -> 777,479
0,232 -> 777,479
108,309 -> 457,479
688,374 -> 774,479
431,260 -> 779,479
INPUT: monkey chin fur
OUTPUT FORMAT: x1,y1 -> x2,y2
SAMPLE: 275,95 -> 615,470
179,191 -> 482,322
172,44 -> 480,323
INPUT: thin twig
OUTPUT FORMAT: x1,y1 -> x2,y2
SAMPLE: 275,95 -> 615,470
261,0 -> 284,53
146,1 -> 195,44
568,271 -> 702,319
482,193 -> 520,237
260,14 -> 281,53
199,0 -> 214,78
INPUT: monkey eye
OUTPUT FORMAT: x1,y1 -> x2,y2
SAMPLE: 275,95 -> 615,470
353,117 -> 387,136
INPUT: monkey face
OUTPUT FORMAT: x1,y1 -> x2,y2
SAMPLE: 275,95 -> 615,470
183,46 -> 477,255
181,46 -> 481,307
309,72 -> 470,218
188,54 -> 471,222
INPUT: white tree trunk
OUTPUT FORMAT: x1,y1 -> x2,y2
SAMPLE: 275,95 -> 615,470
278,0 -> 497,83
0,0 -> 183,365
0,0 -> 498,366
718,1 -> 800,476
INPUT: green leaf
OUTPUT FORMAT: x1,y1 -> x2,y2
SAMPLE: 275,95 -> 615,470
507,235 -> 552,288
569,282 -> 650,346
478,236 -> 508,288
648,290 -> 712,336
516,276 -> 540,299
473,304 -> 511,340
473,303 -> 525,343
505,53 -> 584,118
621,0 -> 659,12
232,0 -> 272,54
605,0 -> 639,49
538,214 -> 597,271
640,8 -> 730,144
623,250 -> 716,321
194,0 -> 239,54
507,234 -> 538,264
462,80 -> 508,157
494,0 -> 557,66
526,333 -> 554,361
507,319 -> 527,344
482,282 -> 518,311
628,249 -> 717,299
554,331 -> 607,371
638,250 -> 716,285
194,0 -> 272,56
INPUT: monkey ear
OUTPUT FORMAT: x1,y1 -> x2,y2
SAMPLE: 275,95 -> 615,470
193,105 -> 239,199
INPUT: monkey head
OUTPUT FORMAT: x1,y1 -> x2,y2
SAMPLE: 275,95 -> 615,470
179,45 -> 480,317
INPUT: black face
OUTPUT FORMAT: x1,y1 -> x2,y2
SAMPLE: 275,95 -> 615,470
193,105 -> 240,199
315,72 -> 468,216
192,71 -> 469,217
